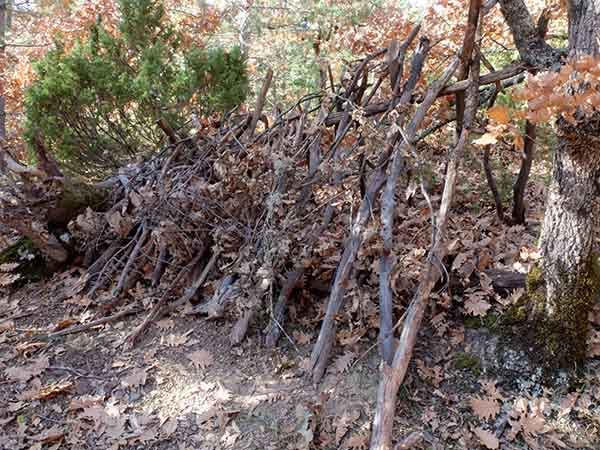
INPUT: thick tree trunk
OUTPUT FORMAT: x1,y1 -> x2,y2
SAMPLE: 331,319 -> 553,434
532,0 -> 600,367
534,116 -> 600,366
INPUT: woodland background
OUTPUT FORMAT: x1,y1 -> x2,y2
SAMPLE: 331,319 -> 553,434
1,0 -> 600,449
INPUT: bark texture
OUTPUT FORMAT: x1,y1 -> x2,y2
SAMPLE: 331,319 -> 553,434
497,0 -> 562,69
533,0 -> 600,366
535,115 -> 600,365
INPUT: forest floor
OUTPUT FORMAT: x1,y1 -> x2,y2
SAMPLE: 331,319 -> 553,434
2,139 -> 600,450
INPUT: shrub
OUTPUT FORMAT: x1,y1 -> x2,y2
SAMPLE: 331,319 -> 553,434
24,0 -> 248,176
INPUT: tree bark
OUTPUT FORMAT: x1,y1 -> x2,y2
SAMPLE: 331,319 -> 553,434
535,115 -> 600,366
528,0 -> 600,367
511,120 -> 536,224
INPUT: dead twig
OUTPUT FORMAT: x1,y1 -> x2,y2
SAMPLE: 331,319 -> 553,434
35,306 -> 143,340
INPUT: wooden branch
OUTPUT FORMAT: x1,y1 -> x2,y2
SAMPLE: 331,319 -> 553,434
123,251 -> 205,347
168,248 -> 218,312
379,149 -> 406,364
441,63 -> 524,95
247,68 -> 273,138
0,148 -> 45,178
370,130 -> 470,450
386,24 -> 421,91
378,37 -> 431,365
0,210 -> 69,263
455,0 -> 483,131
151,244 -> 169,288
309,164 -> 387,382
32,131 -> 64,178
156,117 -> 180,145
264,270 -> 303,348
187,274 -> 237,318
511,120 -> 536,224
85,240 -> 122,286
370,5 -> 482,447
482,146 -> 506,223
310,57 -> 460,384
265,202 -> 335,347
37,306 -> 143,340
394,432 -> 424,450
230,307 -> 254,345
398,37 -> 430,105
111,222 -> 150,299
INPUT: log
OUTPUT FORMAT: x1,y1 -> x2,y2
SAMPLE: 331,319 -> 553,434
483,269 -> 527,291
0,176 -> 109,263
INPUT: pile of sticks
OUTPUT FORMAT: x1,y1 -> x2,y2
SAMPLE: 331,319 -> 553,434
1,0 -> 528,444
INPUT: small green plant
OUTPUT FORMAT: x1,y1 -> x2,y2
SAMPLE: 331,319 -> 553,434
24,0 -> 248,176
454,351 -> 482,376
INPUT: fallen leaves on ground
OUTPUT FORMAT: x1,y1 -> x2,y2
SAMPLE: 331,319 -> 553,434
473,426 -> 500,449
187,349 -> 214,369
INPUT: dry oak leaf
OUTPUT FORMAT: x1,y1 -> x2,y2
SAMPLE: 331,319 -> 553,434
473,132 -> 498,146
0,319 -> 14,332
0,263 -> 20,272
188,350 -> 213,369
32,379 -> 74,401
488,105 -> 511,124
470,395 -> 501,421
0,272 -> 21,286
464,294 -> 492,317
343,432 -> 369,450
335,352 -> 356,374
33,426 -> 65,444
163,333 -> 189,347
481,379 -> 505,402
121,368 -> 147,389
473,427 -> 499,449
155,319 -> 175,330
336,410 -> 360,444
292,330 -> 312,345
5,356 -> 49,383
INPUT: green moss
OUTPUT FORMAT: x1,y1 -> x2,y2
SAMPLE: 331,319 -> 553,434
464,313 -> 501,332
498,259 -> 600,371
454,352 -> 481,375
534,258 -> 600,369
527,265 -> 544,292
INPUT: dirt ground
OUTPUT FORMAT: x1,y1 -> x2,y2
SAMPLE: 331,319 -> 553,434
2,271 -> 600,450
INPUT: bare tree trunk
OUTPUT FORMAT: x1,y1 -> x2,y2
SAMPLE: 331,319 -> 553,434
535,115 -> 600,365
498,0 -> 600,368
535,0 -> 600,367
